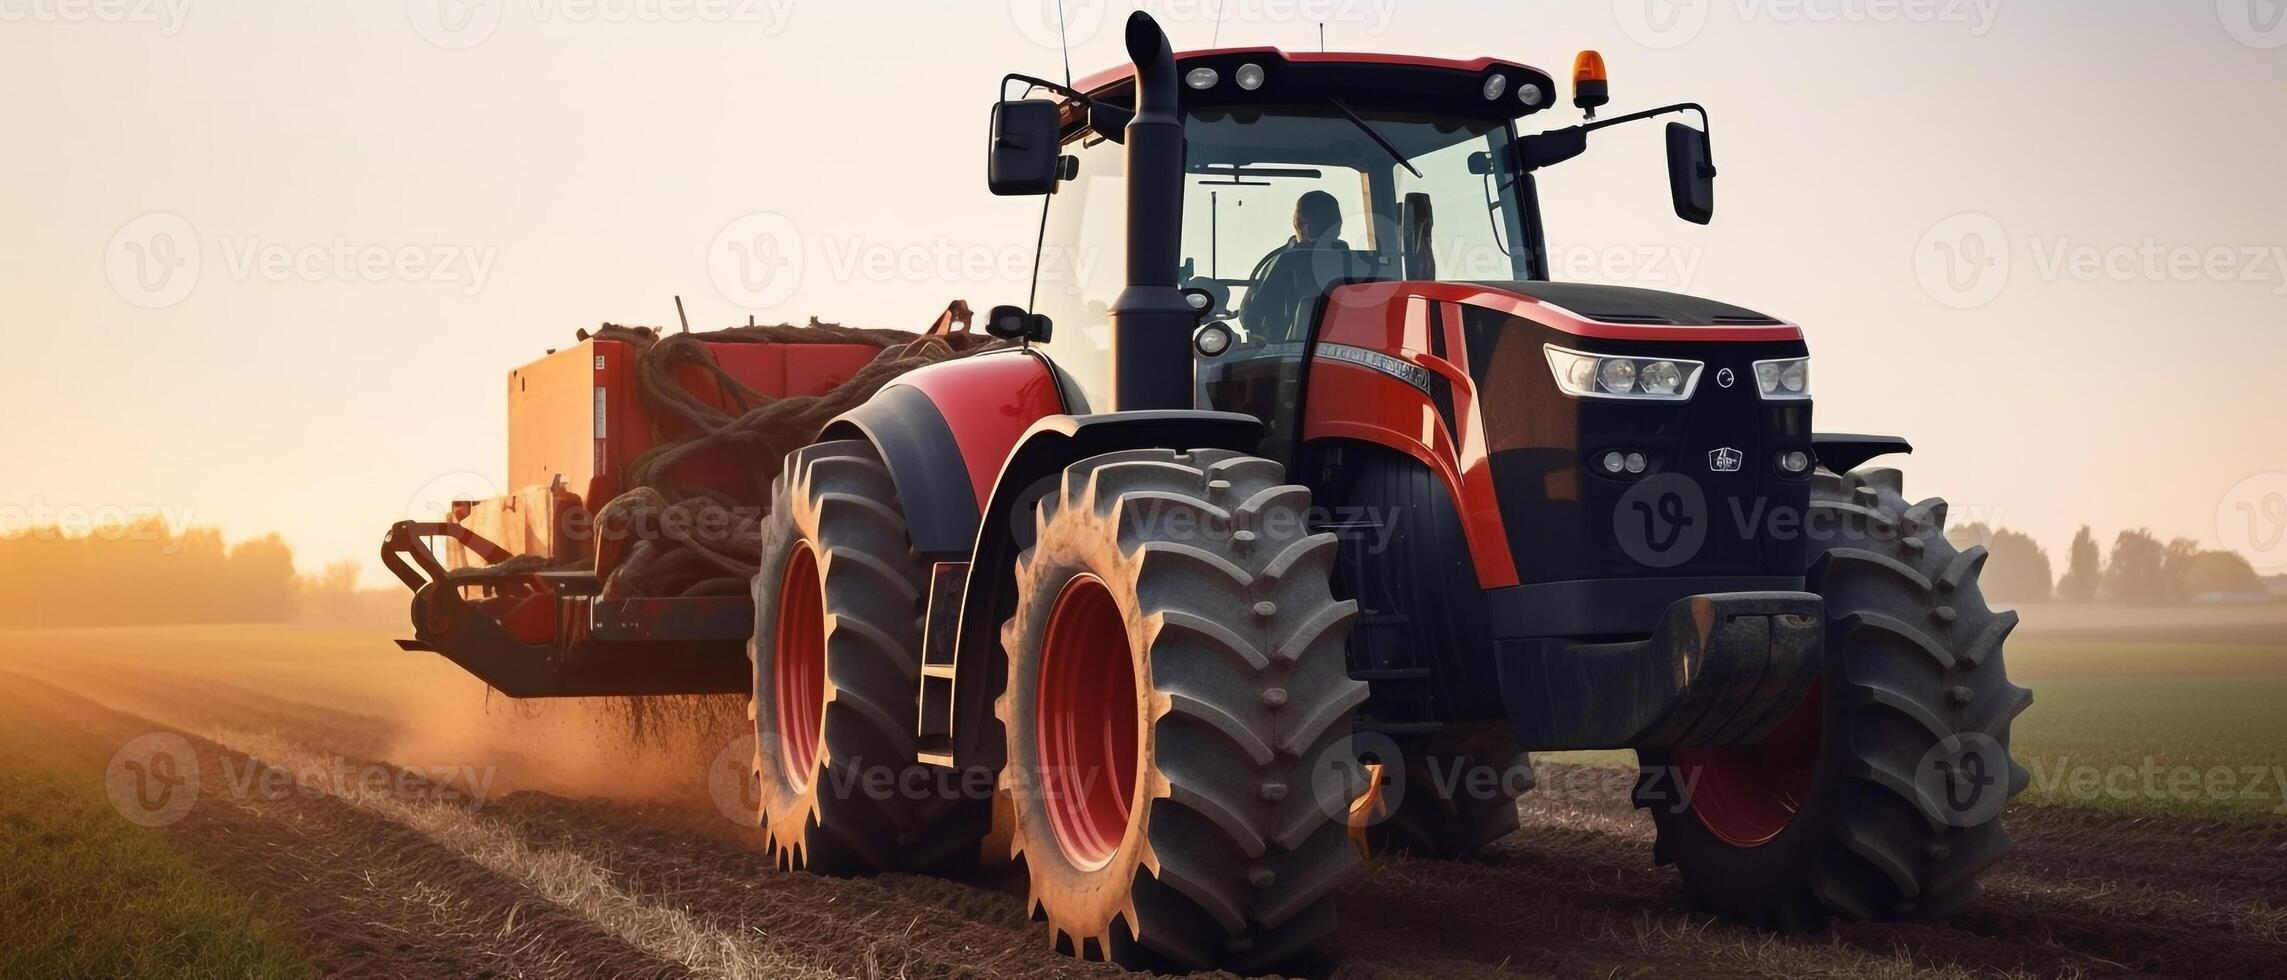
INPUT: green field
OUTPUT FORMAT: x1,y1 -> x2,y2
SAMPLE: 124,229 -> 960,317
1546,609 -> 2287,822
0,726 -> 310,980
2005,641 -> 2287,820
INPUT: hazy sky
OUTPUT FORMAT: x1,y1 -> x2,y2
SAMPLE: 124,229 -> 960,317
4,0 -> 2285,584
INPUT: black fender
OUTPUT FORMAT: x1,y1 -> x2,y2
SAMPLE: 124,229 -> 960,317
944,410 -> 1266,768
1811,433 -> 1911,474
818,384 -> 983,560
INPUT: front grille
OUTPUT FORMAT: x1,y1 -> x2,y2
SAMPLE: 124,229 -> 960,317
1458,305 -> 1812,585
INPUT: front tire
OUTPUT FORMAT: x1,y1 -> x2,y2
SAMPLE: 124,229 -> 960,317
998,448 -> 1368,971
1637,466 -> 2033,929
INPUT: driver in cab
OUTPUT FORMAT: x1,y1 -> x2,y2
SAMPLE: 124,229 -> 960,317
1240,190 -> 1367,341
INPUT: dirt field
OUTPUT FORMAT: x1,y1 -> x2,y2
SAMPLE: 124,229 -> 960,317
4,618 -> 2285,979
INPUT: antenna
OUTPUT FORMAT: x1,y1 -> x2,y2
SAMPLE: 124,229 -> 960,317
1055,0 -> 1073,88
1212,0 -> 1228,48
674,295 -> 690,333
1319,23 -> 1326,52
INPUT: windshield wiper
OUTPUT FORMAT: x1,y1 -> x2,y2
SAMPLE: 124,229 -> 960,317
1326,97 -> 1422,179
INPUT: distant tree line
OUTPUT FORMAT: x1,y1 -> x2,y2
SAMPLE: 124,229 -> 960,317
3,514 -> 2271,628
0,521 -> 399,628
1947,523 -> 2270,605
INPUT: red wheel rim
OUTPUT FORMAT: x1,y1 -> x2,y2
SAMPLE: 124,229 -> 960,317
774,543 -> 826,793
1035,575 -> 1141,872
1672,682 -> 1823,847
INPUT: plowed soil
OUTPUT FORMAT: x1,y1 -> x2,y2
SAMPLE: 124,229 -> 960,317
4,625 -> 2282,979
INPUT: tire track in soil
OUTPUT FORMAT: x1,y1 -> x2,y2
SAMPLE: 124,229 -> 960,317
19,652 -> 2287,978
0,674 -> 689,980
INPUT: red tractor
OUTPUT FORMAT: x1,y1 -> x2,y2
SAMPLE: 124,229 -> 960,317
388,12 -> 2030,971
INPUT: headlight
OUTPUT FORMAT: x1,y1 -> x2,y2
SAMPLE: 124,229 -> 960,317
1544,345 -> 1705,401
1753,357 -> 1810,400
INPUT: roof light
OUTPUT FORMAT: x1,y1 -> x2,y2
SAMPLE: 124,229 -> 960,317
1482,74 -> 1508,101
1185,66 -> 1220,90
1235,63 -> 1265,90
1517,82 -> 1544,107
1573,50 -> 1610,118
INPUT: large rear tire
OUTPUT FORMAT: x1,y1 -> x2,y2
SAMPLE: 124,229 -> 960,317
749,440 -> 985,875
998,448 -> 1368,971
1637,466 -> 2033,929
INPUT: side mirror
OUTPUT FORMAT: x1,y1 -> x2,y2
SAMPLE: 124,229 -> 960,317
988,99 -> 1064,196
985,304 -> 1053,342
1665,122 -> 1715,225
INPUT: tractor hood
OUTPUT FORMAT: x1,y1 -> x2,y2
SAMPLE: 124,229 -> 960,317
1470,281 -> 1787,330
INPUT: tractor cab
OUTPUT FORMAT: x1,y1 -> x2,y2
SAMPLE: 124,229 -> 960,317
989,40 -> 1719,436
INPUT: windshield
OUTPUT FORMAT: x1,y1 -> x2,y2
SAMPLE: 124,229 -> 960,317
1181,105 -> 1530,342
1030,103 -> 1531,410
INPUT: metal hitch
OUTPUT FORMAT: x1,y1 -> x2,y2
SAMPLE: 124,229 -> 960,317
1499,592 -> 1823,751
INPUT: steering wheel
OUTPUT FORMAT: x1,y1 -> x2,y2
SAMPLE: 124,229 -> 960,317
1232,244 -> 1293,336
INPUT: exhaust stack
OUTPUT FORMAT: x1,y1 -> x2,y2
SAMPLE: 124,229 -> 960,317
1107,11 -> 1193,412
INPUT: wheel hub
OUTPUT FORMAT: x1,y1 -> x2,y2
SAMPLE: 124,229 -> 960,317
774,543 -> 826,793
1035,575 -> 1141,872
1671,681 -> 1823,847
